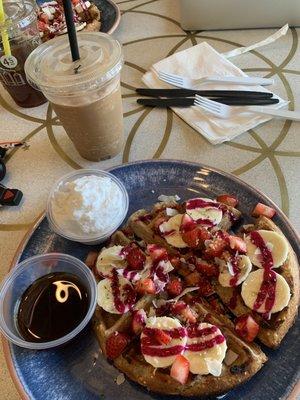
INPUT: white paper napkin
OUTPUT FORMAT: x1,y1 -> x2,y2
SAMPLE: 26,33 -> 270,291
142,42 -> 288,145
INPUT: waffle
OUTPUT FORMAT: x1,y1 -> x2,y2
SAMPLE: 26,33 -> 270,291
88,196 -> 298,396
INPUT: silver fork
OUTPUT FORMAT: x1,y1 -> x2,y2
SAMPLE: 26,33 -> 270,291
157,70 -> 274,89
194,95 -> 300,121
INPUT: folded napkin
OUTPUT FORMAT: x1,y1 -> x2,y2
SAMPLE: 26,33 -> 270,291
142,42 -> 288,145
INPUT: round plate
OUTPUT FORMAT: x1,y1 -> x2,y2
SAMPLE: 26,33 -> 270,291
3,160 -> 300,400
36,0 -> 121,34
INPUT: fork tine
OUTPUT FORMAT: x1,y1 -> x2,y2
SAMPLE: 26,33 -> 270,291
195,95 -> 222,111
158,72 -> 183,85
194,98 -> 220,112
158,71 -> 183,80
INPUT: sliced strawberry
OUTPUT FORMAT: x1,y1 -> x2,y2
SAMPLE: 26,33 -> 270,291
196,259 -> 219,277
154,329 -> 172,345
106,332 -> 129,359
182,226 -> 211,248
203,237 -> 228,259
37,20 -> 47,31
170,355 -> 190,384
180,213 -> 197,233
252,202 -> 276,219
135,278 -> 156,294
171,301 -> 197,323
147,244 -> 168,261
229,235 -> 247,253
123,245 -> 146,270
132,310 -> 147,335
39,13 -> 49,24
235,314 -> 259,342
166,278 -> 183,297
198,275 -> 214,297
217,194 -> 239,208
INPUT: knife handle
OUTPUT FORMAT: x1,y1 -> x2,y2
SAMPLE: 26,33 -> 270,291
137,98 -> 194,107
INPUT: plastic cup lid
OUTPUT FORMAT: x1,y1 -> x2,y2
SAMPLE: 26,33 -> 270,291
25,32 -> 123,95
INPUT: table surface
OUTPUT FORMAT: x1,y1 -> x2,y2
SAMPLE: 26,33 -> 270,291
0,0 -> 300,399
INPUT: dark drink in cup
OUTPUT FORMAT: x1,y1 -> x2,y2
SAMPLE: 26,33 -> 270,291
0,0 -> 46,107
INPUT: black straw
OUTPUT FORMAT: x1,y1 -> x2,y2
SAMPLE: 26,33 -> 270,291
62,0 -> 80,62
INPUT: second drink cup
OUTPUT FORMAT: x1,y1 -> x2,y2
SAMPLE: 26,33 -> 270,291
25,32 -> 124,161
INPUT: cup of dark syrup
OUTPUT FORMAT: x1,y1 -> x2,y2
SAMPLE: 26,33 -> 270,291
0,253 -> 97,349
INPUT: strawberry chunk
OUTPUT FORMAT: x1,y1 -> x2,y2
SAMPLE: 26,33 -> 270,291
166,278 -> 183,297
39,13 -> 49,24
217,194 -> 239,208
197,275 -> 214,297
123,245 -> 146,270
229,235 -> 247,253
147,244 -> 168,261
235,314 -> 259,342
154,329 -> 172,345
132,310 -> 147,334
203,237 -> 228,259
106,332 -> 129,359
171,301 -> 197,323
135,278 -> 156,294
170,355 -> 190,384
196,259 -> 219,277
252,202 -> 276,219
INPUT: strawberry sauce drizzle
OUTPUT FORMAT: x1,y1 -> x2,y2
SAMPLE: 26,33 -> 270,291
186,199 -> 220,210
250,231 -> 276,313
110,269 -> 135,313
229,256 -> 240,287
186,335 -> 225,352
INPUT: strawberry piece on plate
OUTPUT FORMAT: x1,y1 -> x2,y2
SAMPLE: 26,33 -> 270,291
182,227 -> 210,248
154,329 -> 172,345
196,259 -> 219,277
106,332 -> 129,359
147,244 -> 168,261
235,314 -> 259,342
124,246 -> 146,270
198,275 -> 214,297
170,355 -> 190,384
169,255 -> 181,268
217,194 -> 239,208
228,235 -> 247,253
252,202 -> 276,218
171,301 -> 197,323
166,278 -> 183,297
180,214 -> 197,233
203,237 -> 228,259
132,310 -> 147,334
135,278 -> 156,294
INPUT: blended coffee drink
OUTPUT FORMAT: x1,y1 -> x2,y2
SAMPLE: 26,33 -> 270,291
25,32 -> 124,161
0,0 -> 46,107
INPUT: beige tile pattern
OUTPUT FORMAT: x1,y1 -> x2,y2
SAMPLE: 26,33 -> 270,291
0,0 -> 299,398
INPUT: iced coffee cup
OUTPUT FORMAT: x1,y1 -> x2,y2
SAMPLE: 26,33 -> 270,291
25,32 -> 124,161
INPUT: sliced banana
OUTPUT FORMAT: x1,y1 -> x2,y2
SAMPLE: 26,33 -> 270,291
96,245 -> 126,276
245,230 -> 288,268
141,317 -> 187,368
218,255 -> 252,287
184,323 -> 227,376
186,197 -> 223,226
241,269 -> 291,314
159,214 -> 187,248
97,276 -> 135,314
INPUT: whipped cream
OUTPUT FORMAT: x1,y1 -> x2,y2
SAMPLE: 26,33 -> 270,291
51,175 -> 124,236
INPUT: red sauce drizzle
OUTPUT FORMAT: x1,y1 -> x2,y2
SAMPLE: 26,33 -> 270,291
229,256 -> 240,287
138,213 -> 153,223
141,345 -> 185,357
250,231 -> 276,313
186,335 -> 225,352
186,199 -> 220,210
110,269 -> 136,313
141,327 -> 186,357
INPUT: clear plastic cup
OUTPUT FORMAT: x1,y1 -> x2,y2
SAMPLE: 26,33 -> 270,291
25,32 -> 124,161
46,169 -> 129,245
0,253 -> 97,350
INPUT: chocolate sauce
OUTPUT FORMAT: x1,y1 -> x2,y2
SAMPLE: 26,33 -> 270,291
17,272 -> 89,342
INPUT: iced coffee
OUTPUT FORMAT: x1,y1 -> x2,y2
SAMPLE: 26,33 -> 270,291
0,0 -> 46,107
25,32 -> 124,161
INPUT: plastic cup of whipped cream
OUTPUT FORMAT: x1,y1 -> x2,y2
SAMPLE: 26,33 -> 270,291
46,169 -> 129,245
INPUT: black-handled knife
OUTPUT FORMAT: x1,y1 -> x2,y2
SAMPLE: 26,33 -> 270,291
136,88 -> 274,99
137,97 -> 280,108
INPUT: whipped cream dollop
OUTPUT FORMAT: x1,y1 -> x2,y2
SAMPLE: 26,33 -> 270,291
51,175 -> 124,236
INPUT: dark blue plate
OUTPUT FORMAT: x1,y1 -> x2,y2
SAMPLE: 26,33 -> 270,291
36,0 -> 121,34
4,160 -> 300,400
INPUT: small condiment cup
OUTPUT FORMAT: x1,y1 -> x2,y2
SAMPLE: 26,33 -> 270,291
0,253 -> 97,350
46,169 -> 129,245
